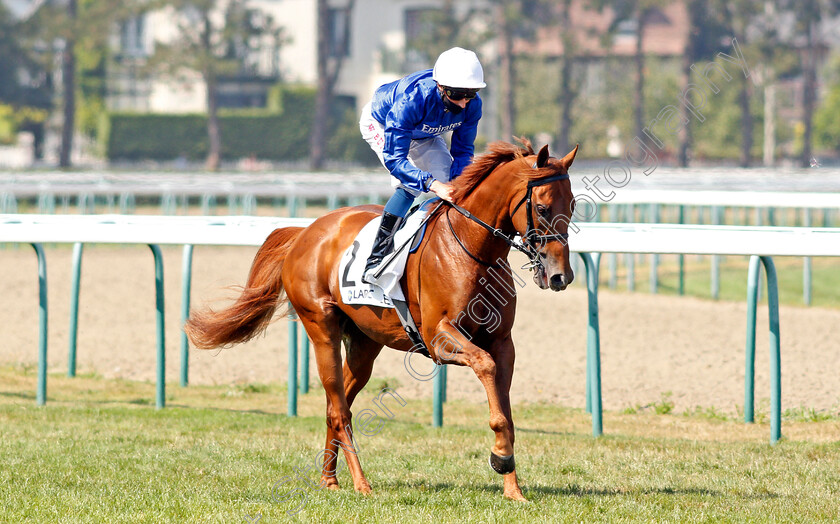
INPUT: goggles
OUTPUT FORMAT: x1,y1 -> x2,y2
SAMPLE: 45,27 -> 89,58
442,86 -> 479,101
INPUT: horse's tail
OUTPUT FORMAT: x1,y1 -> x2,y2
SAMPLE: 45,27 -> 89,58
185,227 -> 304,349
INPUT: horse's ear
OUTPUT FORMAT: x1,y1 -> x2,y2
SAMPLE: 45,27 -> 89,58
559,144 -> 580,170
536,144 -> 550,168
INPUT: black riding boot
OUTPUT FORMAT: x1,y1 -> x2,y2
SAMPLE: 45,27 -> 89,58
362,211 -> 403,284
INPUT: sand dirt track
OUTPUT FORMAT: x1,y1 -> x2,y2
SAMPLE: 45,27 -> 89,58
1,244 -> 838,415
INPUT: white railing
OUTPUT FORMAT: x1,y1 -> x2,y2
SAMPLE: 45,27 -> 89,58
3,214 -> 840,443
1,214 -> 310,412
0,214 -> 312,245
602,190 -> 840,209
573,223 -> 840,256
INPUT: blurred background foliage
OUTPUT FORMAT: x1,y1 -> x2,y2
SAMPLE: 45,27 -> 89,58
3,0 -> 840,167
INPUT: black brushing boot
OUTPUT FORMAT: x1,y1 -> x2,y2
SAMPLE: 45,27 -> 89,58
362,211 -> 402,284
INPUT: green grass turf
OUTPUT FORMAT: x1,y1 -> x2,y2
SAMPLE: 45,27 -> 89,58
1,366 -> 838,523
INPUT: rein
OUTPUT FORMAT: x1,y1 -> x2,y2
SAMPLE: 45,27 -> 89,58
445,203 -> 526,267
445,169 -> 570,272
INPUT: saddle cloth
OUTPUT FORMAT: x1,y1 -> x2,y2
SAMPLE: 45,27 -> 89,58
338,200 -> 436,308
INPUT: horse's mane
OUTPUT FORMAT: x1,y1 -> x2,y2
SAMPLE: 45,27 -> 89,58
449,137 -> 547,203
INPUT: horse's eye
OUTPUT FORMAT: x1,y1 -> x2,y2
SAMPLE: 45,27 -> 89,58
536,204 -> 549,216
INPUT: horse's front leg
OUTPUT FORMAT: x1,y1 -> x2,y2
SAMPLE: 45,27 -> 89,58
431,321 -> 526,501
489,334 -> 525,501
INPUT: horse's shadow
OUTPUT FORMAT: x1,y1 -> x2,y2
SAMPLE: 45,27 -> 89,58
0,393 -> 282,418
0,391 -> 35,401
516,426 -> 577,437
377,479 -> 779,500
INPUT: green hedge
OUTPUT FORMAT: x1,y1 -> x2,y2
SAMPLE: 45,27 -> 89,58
102,86 -> 377,164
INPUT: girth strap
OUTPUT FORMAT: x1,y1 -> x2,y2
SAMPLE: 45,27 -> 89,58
392,299 -> 430,358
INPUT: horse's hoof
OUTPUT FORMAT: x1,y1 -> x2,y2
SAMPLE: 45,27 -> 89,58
504,490 -> 528,502
319,477 -> 340,490
355,482 -> 373,495
489,452 -> 516,474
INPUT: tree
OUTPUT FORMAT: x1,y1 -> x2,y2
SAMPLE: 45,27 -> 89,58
556,0 -> 576,155
403,0 -> 471,63
493,1 -> 516,141
20,0 -> 79,167
489,0 -> 552,143
21,0 -> 137,166
779,0 -> 840,166
813,53 -> 840,155
0,2 -> 52,152
595,0 -> 670,148
60,0 -> 77,168
500,0 -> 578,151
310,0 -> 355,170
677,0 -> 724,166
709,0 -> 769,167
150,0 -> 284,170
406,1 -> 517,145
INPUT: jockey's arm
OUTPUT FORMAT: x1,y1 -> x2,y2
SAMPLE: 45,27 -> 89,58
449,96 -> 482,179
382,96 -> 434,192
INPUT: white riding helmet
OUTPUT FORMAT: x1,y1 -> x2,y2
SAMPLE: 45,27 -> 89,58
432,47 -> 486,89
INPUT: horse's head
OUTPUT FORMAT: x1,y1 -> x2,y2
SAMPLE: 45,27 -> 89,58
448,138 -> 579,291
509,143 -> 578,291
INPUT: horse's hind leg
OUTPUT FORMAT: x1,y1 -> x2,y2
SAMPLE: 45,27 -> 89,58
298,311 -> 373,494
317,326 -> 383,490
342,324 -> 384,408
316,326 -> 385,487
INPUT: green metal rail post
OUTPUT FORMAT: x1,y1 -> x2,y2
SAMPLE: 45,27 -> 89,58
433,364 -> 444,427
149,244 -> 166,409
119,192 -> 136,214
711,206 -> 721,300
68,242 -> 83,377
64,242 -> 167,407
288,196 -> 298,218
299,323 -> 309,394
241,194 -> 256,215
180,245 -> 194,386
678,205 -> 685,295
441,363 -> 448,403
431,341 -> 451,426
579,252 -> 603,437
649,204 -> 659,294
803,209 -> 812,305
31,243 -> 48,406
625,205 -> 635,291
288,314 -> 298,417
608,205 -> 618,289
744,255 -> 782,444
201,194 -> 217,215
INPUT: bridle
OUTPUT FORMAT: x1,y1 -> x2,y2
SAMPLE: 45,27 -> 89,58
511,171 -> 571,250
445,163 -> 570,273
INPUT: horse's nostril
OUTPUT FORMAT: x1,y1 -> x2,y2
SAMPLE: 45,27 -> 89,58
550,274 -> 566,288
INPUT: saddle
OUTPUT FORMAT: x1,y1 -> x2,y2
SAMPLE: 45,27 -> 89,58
338,199 -> 441,356
338,199 -> 437,308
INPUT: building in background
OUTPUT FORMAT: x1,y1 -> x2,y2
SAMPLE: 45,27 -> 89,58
6,0 -> 840,166
107,0 -> 492,114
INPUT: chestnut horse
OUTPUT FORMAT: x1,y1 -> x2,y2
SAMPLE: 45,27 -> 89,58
185,139 -> 578,501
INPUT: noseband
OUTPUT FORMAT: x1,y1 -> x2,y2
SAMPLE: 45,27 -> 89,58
445,167 -> 571,273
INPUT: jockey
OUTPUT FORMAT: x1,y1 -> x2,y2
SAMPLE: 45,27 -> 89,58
359,46 -> 485,284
